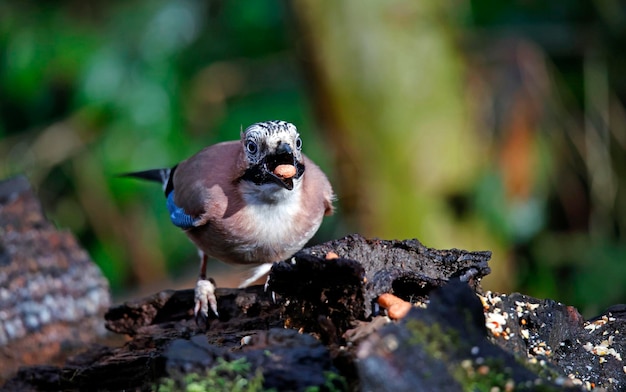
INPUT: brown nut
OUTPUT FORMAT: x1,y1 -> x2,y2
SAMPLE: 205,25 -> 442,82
378,293 -> 412,319
388,301 -> 412,319
377,293 -> 404,308
274,164 -> 296,179
325,251 -> 339,260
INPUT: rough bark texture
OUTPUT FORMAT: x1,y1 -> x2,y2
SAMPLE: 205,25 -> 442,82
0,176 -> 111,383
2,176 -> 626,391
268,235 -> 491,345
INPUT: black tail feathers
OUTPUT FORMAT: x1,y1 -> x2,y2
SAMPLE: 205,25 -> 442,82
120,168 -> 170,183
120,166 -> 176,195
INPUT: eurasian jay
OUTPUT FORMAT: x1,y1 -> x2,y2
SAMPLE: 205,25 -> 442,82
125,120 -> 334,323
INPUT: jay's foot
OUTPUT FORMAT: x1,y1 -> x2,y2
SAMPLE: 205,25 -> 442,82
194,278 -> 218,325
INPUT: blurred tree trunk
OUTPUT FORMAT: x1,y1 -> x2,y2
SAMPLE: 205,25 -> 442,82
292,0 -> 511,289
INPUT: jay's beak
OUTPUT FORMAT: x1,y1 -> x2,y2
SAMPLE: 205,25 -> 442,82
240,142 -> 304,190
264,143 -> 298,190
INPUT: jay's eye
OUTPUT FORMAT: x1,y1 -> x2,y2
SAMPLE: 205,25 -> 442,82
295,137 -> 303,150
246,140 -> 258,154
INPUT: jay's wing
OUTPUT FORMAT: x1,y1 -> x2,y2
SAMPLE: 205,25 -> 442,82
170,141 -> 244,227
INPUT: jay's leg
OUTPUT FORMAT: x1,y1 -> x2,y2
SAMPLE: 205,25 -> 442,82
194,251 -> 218,324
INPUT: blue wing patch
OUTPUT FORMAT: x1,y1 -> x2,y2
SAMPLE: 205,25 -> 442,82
166,191 -> 200,229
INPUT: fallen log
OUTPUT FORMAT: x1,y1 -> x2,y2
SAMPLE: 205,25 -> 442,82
2,176 -> 625,391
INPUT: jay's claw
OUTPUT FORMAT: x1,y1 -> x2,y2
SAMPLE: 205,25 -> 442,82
194,278 -> 218,325
263,274 -> 277,303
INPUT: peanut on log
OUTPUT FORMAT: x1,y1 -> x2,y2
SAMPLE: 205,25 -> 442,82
378,293 -> 412,320
325,251 -> 339,260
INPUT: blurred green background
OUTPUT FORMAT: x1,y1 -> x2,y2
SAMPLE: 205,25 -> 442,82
1,0 -> 625,317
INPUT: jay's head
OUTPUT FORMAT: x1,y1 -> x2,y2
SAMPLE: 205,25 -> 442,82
240,121 -> 305,191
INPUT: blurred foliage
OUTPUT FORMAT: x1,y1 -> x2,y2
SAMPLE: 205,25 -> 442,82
464,0 -> 626,315
293,0 -> 626,316
0,0 -> 625,317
